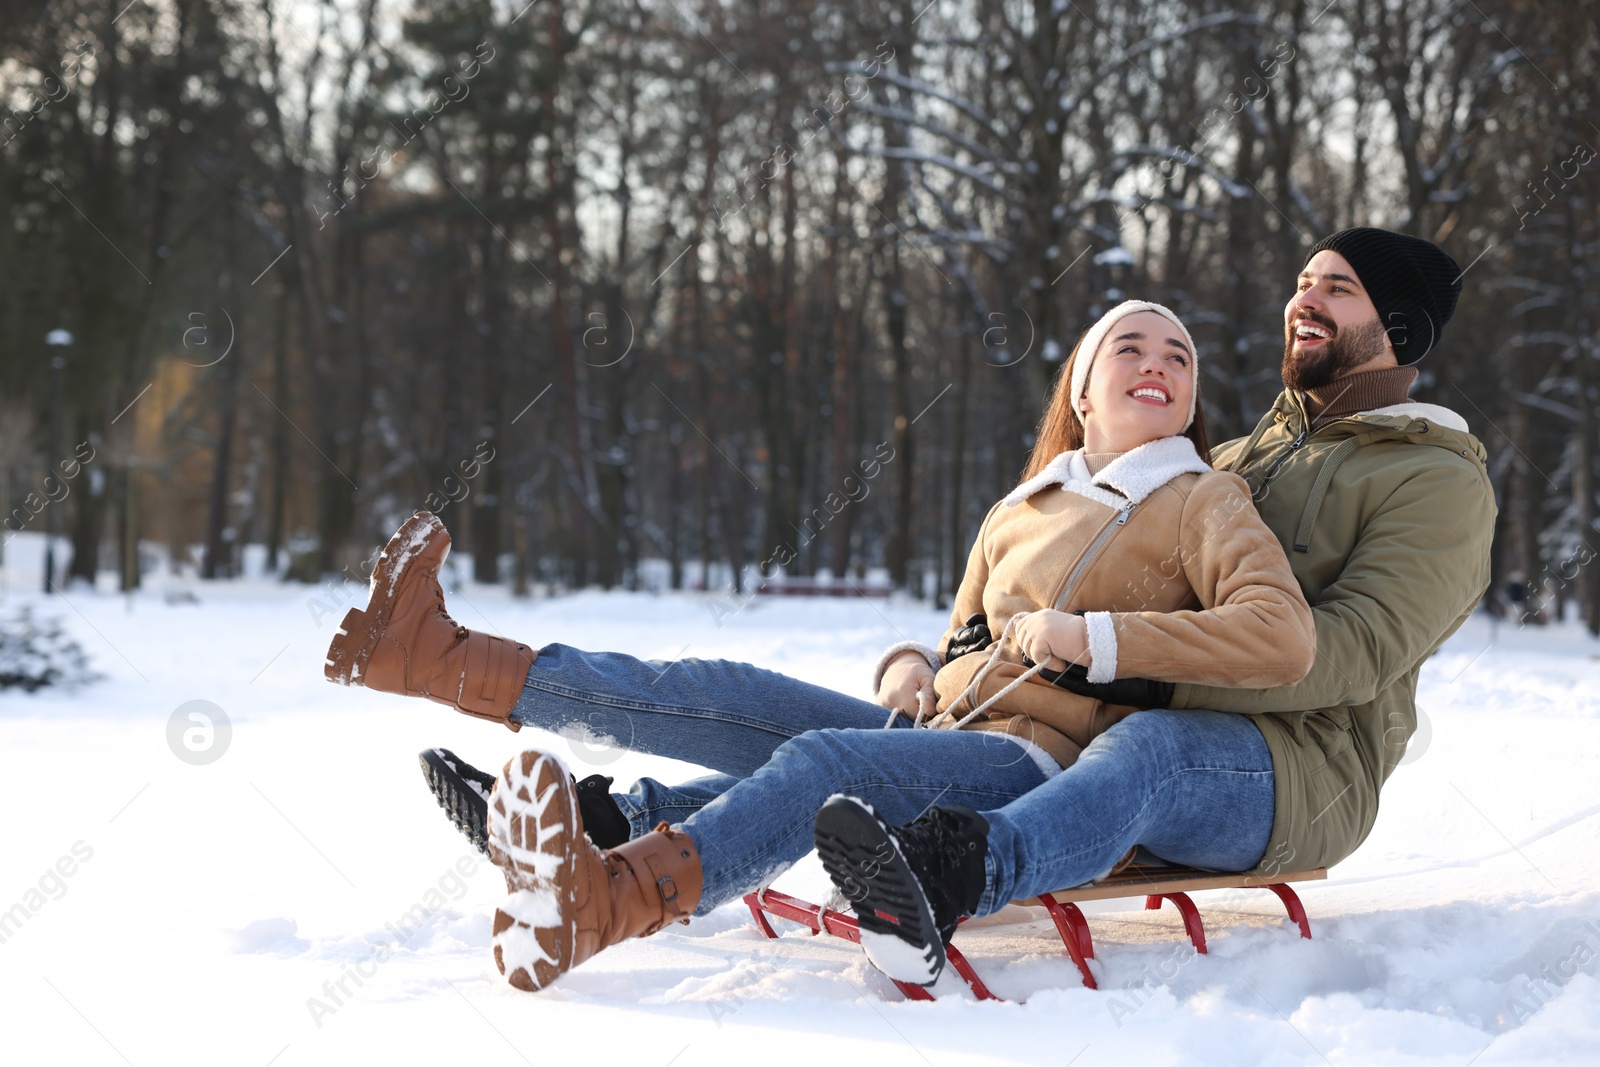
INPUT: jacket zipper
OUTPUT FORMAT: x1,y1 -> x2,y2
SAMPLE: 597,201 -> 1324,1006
1252,399 -> 1383,501
1051,499 -> 1136,610
1250,423 -> 1310,501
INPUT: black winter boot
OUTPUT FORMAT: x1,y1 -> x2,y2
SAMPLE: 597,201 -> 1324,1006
419,748 -> 632,856
420,748 -> 498,857
571,772 -> 633,849
813,795 -> 988,986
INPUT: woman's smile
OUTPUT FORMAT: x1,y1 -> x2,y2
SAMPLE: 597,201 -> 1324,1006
1128,382 -> 1172,405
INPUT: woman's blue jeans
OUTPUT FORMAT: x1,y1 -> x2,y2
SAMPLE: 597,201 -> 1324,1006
512,643 -> 1275,917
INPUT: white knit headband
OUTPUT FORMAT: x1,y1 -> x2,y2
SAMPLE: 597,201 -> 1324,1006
1068,299 -> 1199,432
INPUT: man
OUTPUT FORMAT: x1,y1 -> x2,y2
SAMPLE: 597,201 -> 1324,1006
819,226 -> 1497,981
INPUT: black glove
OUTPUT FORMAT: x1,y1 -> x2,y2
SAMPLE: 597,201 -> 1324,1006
1020,656 -> 1175,709
943,613 -> 993,661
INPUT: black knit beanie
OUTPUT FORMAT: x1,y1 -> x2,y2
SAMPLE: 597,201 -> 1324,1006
1306,227 -> 1462,363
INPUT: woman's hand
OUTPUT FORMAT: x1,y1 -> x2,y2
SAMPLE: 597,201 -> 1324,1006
1014,610 -> 1090,672
877,651 -> 937,720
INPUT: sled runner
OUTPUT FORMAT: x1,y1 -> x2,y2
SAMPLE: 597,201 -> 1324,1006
744,864 -> 1325,1000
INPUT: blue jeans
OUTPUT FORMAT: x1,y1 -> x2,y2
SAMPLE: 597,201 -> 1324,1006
977,707 -> 1275,914
512,643 -> 1275,915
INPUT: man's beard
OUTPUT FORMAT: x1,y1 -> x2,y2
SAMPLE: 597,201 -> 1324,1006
1282,315 -> 1389,391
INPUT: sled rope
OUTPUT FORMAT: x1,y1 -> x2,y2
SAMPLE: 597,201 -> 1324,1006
884,613 -> 1065,732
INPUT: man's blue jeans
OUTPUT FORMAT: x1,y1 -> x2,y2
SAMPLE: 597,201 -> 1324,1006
512,643 -> 1275,916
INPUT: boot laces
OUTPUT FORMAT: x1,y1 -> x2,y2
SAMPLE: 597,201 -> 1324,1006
432,587 -> 463,631
890,808 -> 984,938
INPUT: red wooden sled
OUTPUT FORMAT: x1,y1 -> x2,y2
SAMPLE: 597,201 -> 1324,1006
744,864 -> 1326,1000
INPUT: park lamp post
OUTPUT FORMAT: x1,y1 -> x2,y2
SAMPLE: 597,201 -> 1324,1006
44,328 -> 72,594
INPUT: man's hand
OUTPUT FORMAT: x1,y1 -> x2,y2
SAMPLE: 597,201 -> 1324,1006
944,613 -> 994,661
877,650 -> 937,720
1014,609 -> 1089,672
1026,660 -> 1176,710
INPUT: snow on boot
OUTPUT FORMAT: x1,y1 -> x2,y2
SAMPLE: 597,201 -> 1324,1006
419,748 -> 499,857
486,748 -> 701,992
813,795 -> 987,986
324,511 -> 535,730
420,748 -> 632,857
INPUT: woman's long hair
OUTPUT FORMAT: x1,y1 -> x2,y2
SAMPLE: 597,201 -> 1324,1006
1022,328 -> 1212,481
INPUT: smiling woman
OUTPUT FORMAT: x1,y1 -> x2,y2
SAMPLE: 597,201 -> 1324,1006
1027,300 -> 1210,476
1076,309 -> 1198,453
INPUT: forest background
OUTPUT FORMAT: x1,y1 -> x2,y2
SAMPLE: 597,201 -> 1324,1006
1,0 -> 1595,629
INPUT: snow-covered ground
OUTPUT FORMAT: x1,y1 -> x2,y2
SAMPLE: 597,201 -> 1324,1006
2,532 -> 1598,1066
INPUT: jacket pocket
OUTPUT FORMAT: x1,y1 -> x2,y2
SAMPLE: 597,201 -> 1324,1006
1300,707 -> 1354,759
1320,706 -> 1354,733
1287,706 -> 1354,769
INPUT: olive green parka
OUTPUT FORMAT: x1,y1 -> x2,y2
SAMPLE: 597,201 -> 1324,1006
1186,391 -> 1496,877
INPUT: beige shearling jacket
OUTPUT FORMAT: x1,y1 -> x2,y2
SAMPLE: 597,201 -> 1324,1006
872,435 -> 1315,770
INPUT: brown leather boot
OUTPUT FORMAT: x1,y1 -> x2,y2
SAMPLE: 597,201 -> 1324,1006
487,748 -> 702,991
323,511 -> 535,731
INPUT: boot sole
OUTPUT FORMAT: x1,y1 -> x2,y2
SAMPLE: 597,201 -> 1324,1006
324,511 -> 449,687
813,795 -> 945,986
487,749 -> 580,992
418,748 -> 495,858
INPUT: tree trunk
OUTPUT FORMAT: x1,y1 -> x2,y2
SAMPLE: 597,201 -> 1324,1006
265,283 -> 291,576
119,466 -> 140,592
202,231 -> 246,580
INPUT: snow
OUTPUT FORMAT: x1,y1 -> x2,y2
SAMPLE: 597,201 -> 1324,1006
496,887 -> 565,977
860,925 -> 939,986
1094,245 -> 1136,266
2,532 -> 1599,1065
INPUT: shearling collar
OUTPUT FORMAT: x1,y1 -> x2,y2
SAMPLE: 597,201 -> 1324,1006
1003,435 -> 1212,509
1360,402 -> 1469,432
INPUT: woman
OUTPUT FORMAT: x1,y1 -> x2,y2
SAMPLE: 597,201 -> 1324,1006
325,301 -> 1314,991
